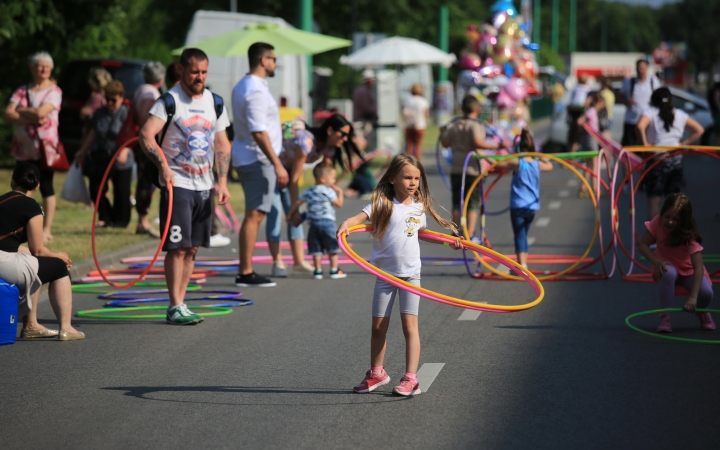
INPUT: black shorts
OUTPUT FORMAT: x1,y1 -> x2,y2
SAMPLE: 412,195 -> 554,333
37,256 -> 69,284
643,163 -> 683,198
451,174 -> 481,213
159,187 -> 213,251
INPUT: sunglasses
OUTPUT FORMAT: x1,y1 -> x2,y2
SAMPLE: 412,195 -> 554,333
337,130 -> 350,138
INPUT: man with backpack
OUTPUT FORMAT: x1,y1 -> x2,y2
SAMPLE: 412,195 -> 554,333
138,48 -> 232,325
620,59 -> 662,146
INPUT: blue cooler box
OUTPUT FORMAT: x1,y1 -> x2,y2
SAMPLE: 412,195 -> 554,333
0,281 -> 20,345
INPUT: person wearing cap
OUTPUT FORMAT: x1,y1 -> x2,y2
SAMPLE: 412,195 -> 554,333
353,69 -> 378,144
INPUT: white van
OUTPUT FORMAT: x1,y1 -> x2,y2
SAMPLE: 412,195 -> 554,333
183,10 -> 310,119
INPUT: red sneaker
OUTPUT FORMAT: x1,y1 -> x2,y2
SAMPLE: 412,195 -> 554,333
657,313 -> 672,333
392,376 -> 422,396
697,312 -> 716,330
353,368 -> 391,393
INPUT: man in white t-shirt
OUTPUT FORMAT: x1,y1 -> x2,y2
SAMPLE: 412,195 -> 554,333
620,59 -> 662,146
231,42 -> 288,288
139,48 -> 232,325
132,61 -> 165,237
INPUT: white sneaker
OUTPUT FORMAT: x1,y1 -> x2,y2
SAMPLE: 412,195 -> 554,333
272,261 -> 288,278
293,260 -> 315,274
209,233 -> 231,247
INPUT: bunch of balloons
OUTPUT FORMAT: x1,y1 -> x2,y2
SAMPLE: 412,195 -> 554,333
458,0 -> 540,111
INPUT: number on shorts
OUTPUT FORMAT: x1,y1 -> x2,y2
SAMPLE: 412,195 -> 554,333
169,225 -> 182,243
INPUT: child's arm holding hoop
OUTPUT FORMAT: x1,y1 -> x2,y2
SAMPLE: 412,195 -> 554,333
684,252 -> 705,313
638,230 -> 667,279
336,211 -> 370,237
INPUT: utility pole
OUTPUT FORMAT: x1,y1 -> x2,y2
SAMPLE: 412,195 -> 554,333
569,0 -> 576,53
438,5 -> 449,83
551,0 -> 559,53
299,0 -> 313,92
533,0 -> 541,51
627,7 -> 633,52
230,0 -> 237,12
601,10 -> 607,52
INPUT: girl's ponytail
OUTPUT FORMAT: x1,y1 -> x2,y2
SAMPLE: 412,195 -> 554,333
650,87 -> 674,132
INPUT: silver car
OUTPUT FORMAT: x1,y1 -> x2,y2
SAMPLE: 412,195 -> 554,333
548,86 -> 714,150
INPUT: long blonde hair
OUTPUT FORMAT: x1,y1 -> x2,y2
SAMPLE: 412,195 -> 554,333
370,154 -> 457,239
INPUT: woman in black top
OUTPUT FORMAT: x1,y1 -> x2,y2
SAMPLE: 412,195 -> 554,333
0,162 -> 84,340
76,80 -> 134,228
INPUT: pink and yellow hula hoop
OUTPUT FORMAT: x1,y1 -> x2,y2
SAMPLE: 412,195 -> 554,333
339,224 -> 544,313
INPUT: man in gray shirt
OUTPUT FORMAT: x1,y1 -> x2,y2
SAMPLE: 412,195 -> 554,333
620,59 -> 661,146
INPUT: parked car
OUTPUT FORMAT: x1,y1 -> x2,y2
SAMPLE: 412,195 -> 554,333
548,86 -> 715,151
57,59 -> 149,155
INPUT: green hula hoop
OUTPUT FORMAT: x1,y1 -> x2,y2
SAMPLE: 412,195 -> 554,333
625,308 -> 720,344
72,282 -> 202,295
76,305 -> 232,320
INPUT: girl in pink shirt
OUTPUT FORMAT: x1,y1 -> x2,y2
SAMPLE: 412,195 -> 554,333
638,193 -> 715,332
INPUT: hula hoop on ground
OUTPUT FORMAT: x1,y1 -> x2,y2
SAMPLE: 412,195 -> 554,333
463,152 -> 604,281
73,274 -> 207,284
612,147 -> 720,282
91,136 -> 172,289
72,282 -> 203,294
76,305 -> 233,320
339,225 -> 544,312
625,308 -> 720,344
99,289 -> 242,300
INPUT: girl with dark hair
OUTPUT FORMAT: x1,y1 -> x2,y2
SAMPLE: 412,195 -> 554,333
336,154 -> 460,396
637,87 -> 704,219
576,92 -> 605,198
269,114 -> 364,276
0,162 -> 84,341
494,129 -> 553,269
638,193 -> 714,333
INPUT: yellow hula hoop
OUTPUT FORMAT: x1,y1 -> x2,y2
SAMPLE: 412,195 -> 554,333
340,225 -> 545,312
462,152 -> 599,281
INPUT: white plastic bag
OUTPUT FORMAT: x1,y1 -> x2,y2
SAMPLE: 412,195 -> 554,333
60,162 -> 92,204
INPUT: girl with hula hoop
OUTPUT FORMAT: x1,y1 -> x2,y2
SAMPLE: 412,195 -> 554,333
492,129 -> 553,270
637,194 -> 715,333
337,154 -> 461,396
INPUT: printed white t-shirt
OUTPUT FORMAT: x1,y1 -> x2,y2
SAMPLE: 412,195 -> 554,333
362,199 -> 427,277
149,85 -> 230,191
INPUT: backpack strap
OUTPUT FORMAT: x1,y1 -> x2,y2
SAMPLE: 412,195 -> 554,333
211,92 -> 224,119
630,77 -> 637,97
0,194 -> 28,242
156,92 -> 176,147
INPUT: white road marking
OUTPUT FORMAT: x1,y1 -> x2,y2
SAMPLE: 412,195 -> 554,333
458,309 -> 482,321
416,363 -> 445,392
548,200 -> 561,210
527,237 -> 536,245
558,190 -> 570,198
567,179 -> 580,187
536,217 -> 551,227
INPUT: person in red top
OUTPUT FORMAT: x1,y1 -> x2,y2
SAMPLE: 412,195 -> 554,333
638,193 -> 715,333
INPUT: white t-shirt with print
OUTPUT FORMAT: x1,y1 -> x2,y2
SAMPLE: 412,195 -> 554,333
362,199 -> 427,277
149,85 -> 230,191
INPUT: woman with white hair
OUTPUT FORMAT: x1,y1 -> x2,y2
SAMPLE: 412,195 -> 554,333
3,51 -> 61,243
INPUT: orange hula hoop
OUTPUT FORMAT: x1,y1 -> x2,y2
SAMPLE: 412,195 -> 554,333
90,137 -> 172,288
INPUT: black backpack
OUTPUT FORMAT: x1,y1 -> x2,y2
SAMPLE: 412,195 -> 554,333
149,90 -> 224,187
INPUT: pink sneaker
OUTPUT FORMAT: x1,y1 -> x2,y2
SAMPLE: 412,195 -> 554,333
353,368 -> 391,393
657,313 -> 672,333
697,312 -> 716,330
392,376 -> 422,396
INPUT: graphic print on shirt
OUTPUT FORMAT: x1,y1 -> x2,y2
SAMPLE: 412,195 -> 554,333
404,216 -> 421,237
168,114 -> 214,177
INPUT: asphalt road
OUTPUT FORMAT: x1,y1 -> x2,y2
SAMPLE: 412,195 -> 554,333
2,150 -> 719,449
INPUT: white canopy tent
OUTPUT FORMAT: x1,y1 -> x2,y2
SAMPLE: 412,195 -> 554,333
340,36 -> 456,67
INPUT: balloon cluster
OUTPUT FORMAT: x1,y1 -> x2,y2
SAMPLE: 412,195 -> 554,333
458,0 -> 540,112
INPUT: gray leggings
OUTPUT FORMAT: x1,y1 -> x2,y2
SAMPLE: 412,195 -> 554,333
372,273 -> 421,317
